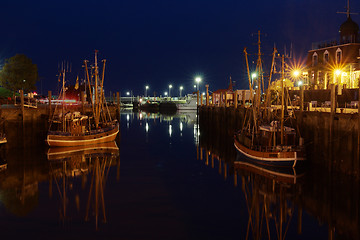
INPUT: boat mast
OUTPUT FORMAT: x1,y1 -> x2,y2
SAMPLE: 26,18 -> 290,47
244,48 -> 257,131
281,54 -> 285,145
265,47 -> 277,110
62,69 -> 66,132
94,50 -> 100,128
255,30 -> 263,118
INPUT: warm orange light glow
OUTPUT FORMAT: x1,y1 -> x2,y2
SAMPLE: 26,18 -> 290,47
293,70 -> 300,78
335,69 -> 342,76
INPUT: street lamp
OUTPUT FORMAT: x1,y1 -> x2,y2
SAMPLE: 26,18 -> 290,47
292,70 -> 301,87
251,73 -> 257,87
179,86 -> 183,97
145,85 -> 149,97
169,84 -> 172,98
164,92 -> 168,97
195,77 -> 201,91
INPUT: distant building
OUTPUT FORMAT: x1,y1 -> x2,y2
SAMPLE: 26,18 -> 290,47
307,13 -> 360,90
212,77 -> 234,106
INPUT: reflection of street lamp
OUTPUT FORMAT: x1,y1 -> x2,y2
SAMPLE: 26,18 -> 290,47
195,77 -> 201,91
145,85 -> 149,97
169,84 -> 172,98
179,86 -> 183,97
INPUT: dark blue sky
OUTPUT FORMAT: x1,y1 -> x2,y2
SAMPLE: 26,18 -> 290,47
1,0 -> 359,96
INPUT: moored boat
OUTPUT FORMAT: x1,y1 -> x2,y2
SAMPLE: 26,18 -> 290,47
234,35 -> 305,168
234,122 -> 305,168
46,50 -> 119,147
176,94 -> 198,111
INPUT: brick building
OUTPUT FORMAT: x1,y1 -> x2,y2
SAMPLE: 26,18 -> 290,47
306,15 -> 360,89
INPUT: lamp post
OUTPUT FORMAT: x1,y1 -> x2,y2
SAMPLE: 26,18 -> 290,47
293,70 -> 300,87
251,73 -> 257,88
145,85 -> 149,98
179,86 -> 183,97
169,84 -> 172,98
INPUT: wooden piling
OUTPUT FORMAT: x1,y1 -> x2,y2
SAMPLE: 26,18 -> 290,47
225,92 -> 228,107
197,90 -> 199,106
242,90 -> 246,107
330,84 -> 336,115
205,84 -> 209,106
234,91 -> 238,108
20,90 -> 24,121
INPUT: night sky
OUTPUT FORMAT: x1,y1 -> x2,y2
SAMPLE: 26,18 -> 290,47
1,0 -> 359,96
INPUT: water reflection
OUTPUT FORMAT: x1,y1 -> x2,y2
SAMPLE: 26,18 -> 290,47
47,142 -> 120,230
234,155 -> 305,239
132,110 -> 198,141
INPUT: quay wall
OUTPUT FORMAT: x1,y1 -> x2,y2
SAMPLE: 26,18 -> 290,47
199,105 -> 360,177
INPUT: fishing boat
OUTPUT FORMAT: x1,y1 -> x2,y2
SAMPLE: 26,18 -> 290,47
46,51 -> 119,147
176,94 -> 198,111
234,33 -> 305,168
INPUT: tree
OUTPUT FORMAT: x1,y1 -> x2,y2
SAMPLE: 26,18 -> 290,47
0,54 -> 38,94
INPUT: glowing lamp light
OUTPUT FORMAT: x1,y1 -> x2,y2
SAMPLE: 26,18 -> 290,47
195,77 -> 201,83
293,70 -> 300,78
126,91 -> 130,96
251,73 -> 257,79
297,81 -> 303,86
335,69 -> 342,76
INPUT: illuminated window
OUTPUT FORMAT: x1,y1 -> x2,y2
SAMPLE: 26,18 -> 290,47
312,52 -> 318,66
336,48 -> 342,64
324,50 -> 329,63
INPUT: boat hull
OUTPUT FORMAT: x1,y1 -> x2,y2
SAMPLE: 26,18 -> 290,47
46,124 -> 119,147
234,136 -> 305,168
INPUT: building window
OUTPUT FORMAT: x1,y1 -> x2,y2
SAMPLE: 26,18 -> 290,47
324,50 -> 329,63
336,48 -> 342,64
312,52 -> 318,66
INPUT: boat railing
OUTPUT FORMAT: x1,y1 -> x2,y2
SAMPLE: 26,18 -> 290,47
251,145 -> 303,152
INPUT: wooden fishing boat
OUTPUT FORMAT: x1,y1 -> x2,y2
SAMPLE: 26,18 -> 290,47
46,50 -> 119,147
234,122 -> 305,167
234,34 -> 305,168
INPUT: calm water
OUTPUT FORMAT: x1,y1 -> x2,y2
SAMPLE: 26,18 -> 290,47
0,110 -> 357,239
